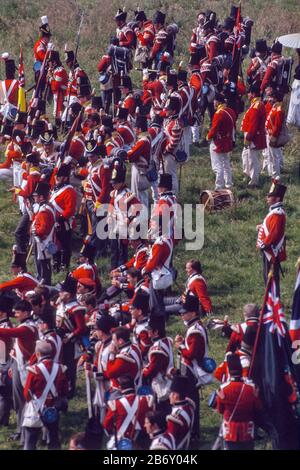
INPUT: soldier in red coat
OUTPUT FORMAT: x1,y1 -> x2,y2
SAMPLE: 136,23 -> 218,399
241,83 -> 266,186
0,252 -> 39,299
166,375 -> 195,450
106,326 -> 143,395
33,16 -> 52,84
50,164 -> 77,271
134,10 -> 155,68
0,55 -> 18,118
256,180 -> 287,290
150,11 -> 168,67
265,89 -> 285,178
207,92 -> 236,190
23,340 -> 68,450
215,354 -> 263,450
103,376 -> 153,449
71,243 -> 101,294
224,303 -> 259,353
115,9 -> 135,49
260,42 -> 284,94
128,291 -> 151,362
0,299 -> 38,441
47,51 -> 68,127
246,39 -> 270,88
31,182 -> 55,285
127,115 -> 151,208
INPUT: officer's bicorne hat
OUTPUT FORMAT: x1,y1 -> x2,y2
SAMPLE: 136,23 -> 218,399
56,163 -> 71,177
271,41 -> 282,55
166,70 -> 178,88
153,10 -> 166,25
58,274 -> 77,295
131,291 -> 149,314
0,295 -> 14,316
116,106 -> 129,120
15,111 -> 28,126
134,10 -> 147,22
39,130 -> 54,145
135,114 -> 148,132
91,96 -> 103,111
110,158 -> 126,184
33,181 -> 50,198
179,293 -> 200,315
115,8 -> 127,22
226,352 -> 242,377
95,314 -> 117,334
80,242 -> 96,261
26,151 -> 40,165
268,178 -> 287,201
40,16 -> 52,36
158,173 -> 172,191
170,375 -> 189,395
255,39 -> 268,54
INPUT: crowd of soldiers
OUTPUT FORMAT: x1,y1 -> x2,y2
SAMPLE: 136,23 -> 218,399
0,5 -> 297,451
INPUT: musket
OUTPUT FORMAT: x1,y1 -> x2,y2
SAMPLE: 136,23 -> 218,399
29,44 -> 52,113
63,11 -> 85,133
57,105 -> 84,169
135,67 -> 158,73
211,424 -> 224,450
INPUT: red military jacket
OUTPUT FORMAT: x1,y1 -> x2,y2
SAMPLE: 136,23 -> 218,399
189,68 -> 203,98
205,33 -> 220,60
241,97 -> 266,150
143,236 -> 173,274
166,398 -> 195,449
132,318 -> 152,360
185,273 -> 212,314
256,202 -> 286,262
127,132 -> 151,167
0,141 -> 23,169
136,20 -> 155,48
0,79 -> 19,107
265,102 -> 285,140
0,319 -> 13,363
143,336 -> 173,380
150,27 -> 168,59
66,66 -> 88,97
122,93 -> 136,119
106,342 -> 143,390
15,167 -> 41,199
33,38 -> 48,63
50,183 -> 77,220
49,66 -> 68,96
0,272 -> 39,298
117,24 -> 135,48
226,318 -> 258,353
83,159 -> 112,204
260,54 -> 283,93
214,350 -> 251,382
207,104 -> 236,153
56,300 -> 86,338
143,77 -> 167,111
115,120 -> 136,147
24,358 -> 68,407
119,243 -> 148,272
178,84 -> 198,125
0,318 -> 38,364
216,379 -> 262,442
103,390 -> 153,438
32,202 -> 55,240
162,116 -> 184,155
178,318 -> 206,371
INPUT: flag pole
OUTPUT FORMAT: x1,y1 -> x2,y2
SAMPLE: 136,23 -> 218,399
248,265 -> 274,379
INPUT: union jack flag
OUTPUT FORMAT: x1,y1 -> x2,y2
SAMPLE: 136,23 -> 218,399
263,277 -> 287,343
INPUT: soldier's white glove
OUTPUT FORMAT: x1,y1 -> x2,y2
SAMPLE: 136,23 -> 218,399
142,68 -> 149,81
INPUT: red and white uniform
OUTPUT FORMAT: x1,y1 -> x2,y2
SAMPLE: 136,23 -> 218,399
143,336 -> 173,381
150,431 -> 176,450
32,202 -> 56,260
0,272 -> 39,298
56,300 -> 86,342
127,132 -> 151,167
33,38 -> 48,64
82,159 -> 112,205
207,104 -> 236,153
205,33 -> 220,60
106,342 -> 143,390
190,26 -> 205,52
136,21 -> 155,49
105,133 -> 124,156
260,54 -> 284,93
66,66 -> 88,97
119,242 -> 148,272
178,318 -> 207,377
48,65 -> 68,119
0,79 -> 18,108
162,116 -> 184,155
189,68 -> 204,98
256,202 -> 286,262
16,167 -> 41,199
132,318 -> 152,360
178,84 -> 198,125
214,350 -> 251,383
24,358 -> 68,407
265,102 -> 284,140
42,329 -> 63,363
50,183 -> 77,221
185,272 -> 212,314
166,398 -> 195,449
143,236 -> 173,276
241,97 -> 266,150
0,319 -> 13,365
0,141 -> 23,170
150,28 -> 168,60
68,133 -> 86,163
216,379 -> 262,443
116,24 -> 135,49
143,77 -> 167,112
109,185 -> 141,234
103,390 -> 153,442
93,337 -> 112,408
226,318 -> 259,353
122,94 -> 136,120
71,262 -> 98,282
116,120 -> 136,148
0,318 -> 38,386
246,55 -> 270,87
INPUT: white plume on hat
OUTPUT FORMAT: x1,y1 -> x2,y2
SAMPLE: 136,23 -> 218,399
1,52 -> 10,60
41,16 -> 49,25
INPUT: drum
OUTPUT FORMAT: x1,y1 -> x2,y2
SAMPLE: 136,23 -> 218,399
200,189 -> 234,212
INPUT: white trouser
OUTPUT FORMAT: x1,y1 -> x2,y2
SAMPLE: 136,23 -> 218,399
62,95 -> 79,122
161,154 -> 178,194
267,135 -> 283,178
181,126 -> 191,160
131,164 -> 150,209
210,142 -> 232,190
191,123 -> 200,143
287,79 -> 300,128
0,168 -> 13,181
241,146 -> 260,185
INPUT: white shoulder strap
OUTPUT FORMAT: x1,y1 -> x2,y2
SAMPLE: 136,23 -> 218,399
35,363 -> 59,411
118,396 -> 139,439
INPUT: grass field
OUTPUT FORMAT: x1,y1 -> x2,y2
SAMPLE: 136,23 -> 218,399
0,0 -> 300,451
